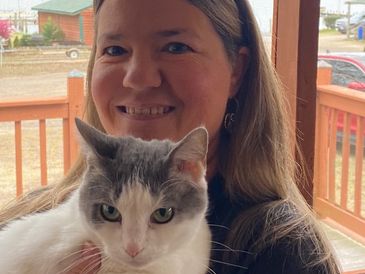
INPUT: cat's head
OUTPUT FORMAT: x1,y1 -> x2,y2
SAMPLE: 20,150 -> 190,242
75,118 -> 209,269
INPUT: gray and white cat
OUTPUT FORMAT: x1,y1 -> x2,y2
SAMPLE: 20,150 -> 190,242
0,119 -> 211,274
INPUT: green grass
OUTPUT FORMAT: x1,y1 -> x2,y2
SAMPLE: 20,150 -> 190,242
319,29 -> 339,35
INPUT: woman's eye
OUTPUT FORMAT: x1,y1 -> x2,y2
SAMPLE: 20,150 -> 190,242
151,208 -> 175,224
100,204 -> 121,222
164,43 -> 192,54
103,46 -> 126,56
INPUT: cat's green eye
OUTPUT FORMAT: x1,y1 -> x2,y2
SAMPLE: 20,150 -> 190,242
100,204 -> 121,222
151,208 -> 174,224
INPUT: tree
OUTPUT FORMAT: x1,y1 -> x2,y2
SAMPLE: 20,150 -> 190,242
0,20 -> 11,40
42,18 -> 65,44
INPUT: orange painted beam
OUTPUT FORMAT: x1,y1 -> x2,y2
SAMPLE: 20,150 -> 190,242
354,117 -> 364,217
272,0 -> 320,205
15,121 -> 23,197
0,97 -> 68,122
39,119 -> 48,186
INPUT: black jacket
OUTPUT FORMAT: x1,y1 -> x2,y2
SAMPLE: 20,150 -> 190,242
207,174 -> 336,274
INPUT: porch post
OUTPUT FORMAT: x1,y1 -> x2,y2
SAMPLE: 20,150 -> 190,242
272,0 -> 320,206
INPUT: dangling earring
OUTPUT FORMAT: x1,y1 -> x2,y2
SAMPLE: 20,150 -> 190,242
224,97 -> 239,131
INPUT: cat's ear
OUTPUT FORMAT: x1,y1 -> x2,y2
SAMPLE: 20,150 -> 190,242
75,118 -> 118,160
168,127 -> 208,186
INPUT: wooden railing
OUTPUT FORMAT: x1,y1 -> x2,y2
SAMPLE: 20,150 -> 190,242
314,84 -> 365,241
0,72 -> 84,196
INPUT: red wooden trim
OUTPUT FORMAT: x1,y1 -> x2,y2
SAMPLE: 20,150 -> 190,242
15,121 -> 23,197
39,119 -> 47,186
340,113 -> 350,209
63,119 -> 70,175
272,0 -> 320,205
354,117 -> 364,216
314,105 -> 329,198
329,109 -> 338,203
67,76 -> 84,167
315,86 -> 365,235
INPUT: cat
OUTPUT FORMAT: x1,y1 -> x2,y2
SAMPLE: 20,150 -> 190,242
0,118 -> 211,274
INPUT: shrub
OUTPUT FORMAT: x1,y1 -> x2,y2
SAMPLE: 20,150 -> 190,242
42,18 -> 65,44
0,20 -> 11,40
324,14 -> 343,29
13,36 -> 20,48
20,34 -> 45,47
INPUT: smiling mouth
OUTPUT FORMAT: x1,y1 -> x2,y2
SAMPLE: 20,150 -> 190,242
118,106 -> 174,116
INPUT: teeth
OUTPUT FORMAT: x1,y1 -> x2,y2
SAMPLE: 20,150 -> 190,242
124,106 -> 170,115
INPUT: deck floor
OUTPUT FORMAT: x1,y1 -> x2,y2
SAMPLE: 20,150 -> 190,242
322,222 -> 365,273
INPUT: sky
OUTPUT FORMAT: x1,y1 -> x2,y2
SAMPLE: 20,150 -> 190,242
0,0 -> 356,13
0,0 -> 48,12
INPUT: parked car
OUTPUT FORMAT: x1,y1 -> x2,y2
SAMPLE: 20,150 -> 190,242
335,11 -> 365,34
318,53 -> 365,140
318,53 -> 365,91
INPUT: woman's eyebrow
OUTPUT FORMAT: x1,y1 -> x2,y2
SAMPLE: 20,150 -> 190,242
155,28 -> 200,39
97,29 -> 201,43
97,33 -> 124,44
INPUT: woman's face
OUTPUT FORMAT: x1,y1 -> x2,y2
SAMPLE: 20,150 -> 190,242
92,0 -> 241,149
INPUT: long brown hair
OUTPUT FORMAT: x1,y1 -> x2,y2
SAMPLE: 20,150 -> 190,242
0,1 -> 340,272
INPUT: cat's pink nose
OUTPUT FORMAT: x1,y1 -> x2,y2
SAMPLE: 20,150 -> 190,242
125,243 -> 143,258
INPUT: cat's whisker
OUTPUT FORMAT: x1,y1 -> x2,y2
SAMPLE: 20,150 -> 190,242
206,266 -> 218,274
57,249 -> 103,274
160,179 -> 180,189
210,240 -> 234,250
211,248 -> 252,254
96,257 -> 112,273
209,258 -> 248,270
190,253 -> 219,274
210,240 -> 253,255
207,223 -> 230,230
55,243 -> 104,267
54,243 -> 87,260
81,255 -> 106,274
76,252 -> 104,274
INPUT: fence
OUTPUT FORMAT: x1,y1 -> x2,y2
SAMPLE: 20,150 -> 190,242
0,72 -> 84,197
1,66 -> 364,241
315,84 -> 365,241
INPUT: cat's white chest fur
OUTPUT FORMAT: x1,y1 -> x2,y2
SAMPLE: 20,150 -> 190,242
0,192 -> 86,274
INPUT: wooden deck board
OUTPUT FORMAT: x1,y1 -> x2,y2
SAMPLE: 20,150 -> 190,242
321,221 -> 365,273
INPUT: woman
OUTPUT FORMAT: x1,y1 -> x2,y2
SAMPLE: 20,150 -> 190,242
0,0 -> 340,273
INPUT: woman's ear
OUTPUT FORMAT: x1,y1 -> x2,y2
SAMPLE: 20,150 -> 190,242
230,46 -> 250,97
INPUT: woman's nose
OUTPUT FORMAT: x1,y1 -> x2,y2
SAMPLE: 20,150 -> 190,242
122,54 -> 162,91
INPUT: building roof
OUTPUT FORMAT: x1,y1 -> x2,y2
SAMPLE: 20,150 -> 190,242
345,0 -> 365,4
32,0 -> 93,16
